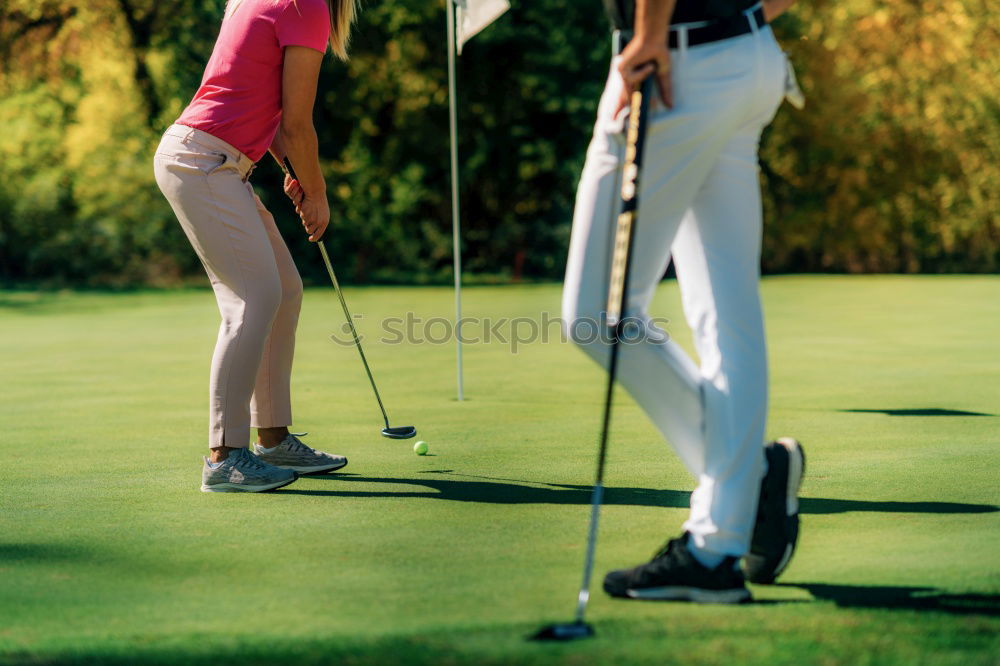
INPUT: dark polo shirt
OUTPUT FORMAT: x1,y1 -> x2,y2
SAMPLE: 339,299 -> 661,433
605,1 -> 760,31
673,0 -> 759,23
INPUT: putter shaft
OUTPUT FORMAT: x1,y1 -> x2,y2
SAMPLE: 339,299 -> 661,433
572,78 -> 654,626
282,158 -> 392,430
317,240 -> 392,429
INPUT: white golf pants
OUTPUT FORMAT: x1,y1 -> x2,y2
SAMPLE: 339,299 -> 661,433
562,21 -> 788,557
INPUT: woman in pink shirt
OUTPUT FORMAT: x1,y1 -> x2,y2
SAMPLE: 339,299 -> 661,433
154,0 -> 355,492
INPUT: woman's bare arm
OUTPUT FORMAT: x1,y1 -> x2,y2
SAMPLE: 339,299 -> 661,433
268,127 -> 288,164
279,45 -> 329,241
269,127 -> 306,210
281,45 -> 325,197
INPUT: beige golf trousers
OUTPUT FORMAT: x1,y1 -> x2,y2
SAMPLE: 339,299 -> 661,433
154,124 -> 302,449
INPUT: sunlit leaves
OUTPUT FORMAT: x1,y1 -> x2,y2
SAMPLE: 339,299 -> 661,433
0,0 -> 996,283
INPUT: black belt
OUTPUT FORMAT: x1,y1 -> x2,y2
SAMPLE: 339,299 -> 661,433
616,7 -> 766,52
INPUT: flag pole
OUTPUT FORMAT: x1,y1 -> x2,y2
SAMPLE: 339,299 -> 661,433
447,0 -> 464,401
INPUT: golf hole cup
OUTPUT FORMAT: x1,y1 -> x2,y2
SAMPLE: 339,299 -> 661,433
413,441 -> 429,456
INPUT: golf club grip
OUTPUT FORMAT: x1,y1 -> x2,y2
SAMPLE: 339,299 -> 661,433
606,77 -> 654,326
285,156 -> 333,244
282,157 -> 297,181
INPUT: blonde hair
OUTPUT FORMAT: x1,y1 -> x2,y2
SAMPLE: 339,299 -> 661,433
226,0 -> 357,61
321,0 -> 357,61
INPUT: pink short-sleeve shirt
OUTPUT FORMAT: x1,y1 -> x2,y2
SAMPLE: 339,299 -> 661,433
176,0 -> 330,162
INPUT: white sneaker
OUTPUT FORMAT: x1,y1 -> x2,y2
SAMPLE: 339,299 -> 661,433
200,447 -> 298,493
252,433 -> 348,475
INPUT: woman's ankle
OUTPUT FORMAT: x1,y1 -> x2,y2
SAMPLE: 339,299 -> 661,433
257,426 -> 290,448
208,445 -> 239,464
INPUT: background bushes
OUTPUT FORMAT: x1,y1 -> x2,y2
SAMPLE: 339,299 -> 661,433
0,0 -> 996,286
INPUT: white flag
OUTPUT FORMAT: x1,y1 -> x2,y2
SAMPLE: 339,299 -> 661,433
456,0 -> 511,55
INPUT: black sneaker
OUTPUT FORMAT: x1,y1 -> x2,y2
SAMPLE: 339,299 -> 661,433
603,534 -> 751,603
744,437 -> 805,584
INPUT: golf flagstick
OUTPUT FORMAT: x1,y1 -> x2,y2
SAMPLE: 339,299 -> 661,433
447,0 -> 465,402
449,1 -> 511,403
282,158 -> 416,440
532,75 -> 655,641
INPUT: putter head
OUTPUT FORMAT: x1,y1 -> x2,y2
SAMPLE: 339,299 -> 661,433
529,622 -> 595,642
382,426 -> 417,440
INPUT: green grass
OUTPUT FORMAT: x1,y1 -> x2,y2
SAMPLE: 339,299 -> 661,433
1,276 -> 998,665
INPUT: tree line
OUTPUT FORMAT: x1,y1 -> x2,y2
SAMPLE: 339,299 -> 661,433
0,0 -> 996,286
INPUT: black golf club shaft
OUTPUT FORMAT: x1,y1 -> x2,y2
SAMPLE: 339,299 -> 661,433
573,75 -> 654,626
283,158 -> 392,430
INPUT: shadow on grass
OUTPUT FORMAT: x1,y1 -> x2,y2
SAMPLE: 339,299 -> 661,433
0,289 -> 119,307
0,290 -> 126,315
289,474 -> 690,507
0,287 -> 207,315
800,498 -> 997,514
0,291 -> 62,307
0,543 -> 88,562
840,408 -> 994,416
289,474 -> 998,514
781,583 -> 1000,617
4,591 -> 993,666
0,631 -> 553,666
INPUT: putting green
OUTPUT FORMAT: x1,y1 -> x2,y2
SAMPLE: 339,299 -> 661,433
1,276 -> 997,665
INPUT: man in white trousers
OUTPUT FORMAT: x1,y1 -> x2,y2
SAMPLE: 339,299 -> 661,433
562,0 -> 805,602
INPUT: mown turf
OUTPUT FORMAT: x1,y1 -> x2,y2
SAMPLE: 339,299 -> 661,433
1,276 -> 998,665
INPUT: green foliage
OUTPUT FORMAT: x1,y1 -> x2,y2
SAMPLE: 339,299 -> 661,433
763,0 -> 1000,272
0,0 -> 997,285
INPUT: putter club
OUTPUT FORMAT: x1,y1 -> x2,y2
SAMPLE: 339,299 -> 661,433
283,158 -> 416,441
532,75 -> 654,642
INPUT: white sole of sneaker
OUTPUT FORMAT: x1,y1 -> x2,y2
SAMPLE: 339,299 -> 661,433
626,586 -> 751,604
771,543 -> 795,579
277,459 -> 348,475
772,437 -> 805,578
200,476 -> 297,493
775,437 -> 804,516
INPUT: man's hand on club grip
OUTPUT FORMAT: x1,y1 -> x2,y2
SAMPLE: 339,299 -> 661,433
615,38 -> 672,116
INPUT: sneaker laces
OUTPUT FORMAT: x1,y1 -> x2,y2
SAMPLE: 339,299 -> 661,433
652,536 -> 683,561
232,447 -> 272,472
284,433 -> 315,456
